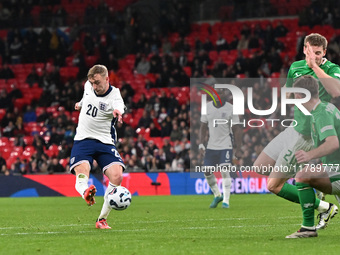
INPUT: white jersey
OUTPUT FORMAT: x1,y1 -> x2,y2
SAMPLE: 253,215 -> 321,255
74,80 -> 125,145
201,101 -> 240,150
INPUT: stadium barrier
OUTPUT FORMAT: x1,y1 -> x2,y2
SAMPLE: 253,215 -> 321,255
0,172 -> 269,197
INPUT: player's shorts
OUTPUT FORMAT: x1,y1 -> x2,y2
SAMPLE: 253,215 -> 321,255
203,149 -> 232,167
325,165 -> 340,195
69,138 -> 125,174
263,126 -> 314,177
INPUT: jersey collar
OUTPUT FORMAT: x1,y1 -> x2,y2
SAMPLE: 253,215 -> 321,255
94,85 -> 112,97
312,99 -> 321,112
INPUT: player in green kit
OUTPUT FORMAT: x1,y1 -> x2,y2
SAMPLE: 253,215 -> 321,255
286,75 -> 340,238
254,33 -> 340,229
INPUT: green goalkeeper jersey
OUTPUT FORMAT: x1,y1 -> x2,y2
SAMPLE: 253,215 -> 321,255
311,101 -> 340,164
286,58 -> 340,136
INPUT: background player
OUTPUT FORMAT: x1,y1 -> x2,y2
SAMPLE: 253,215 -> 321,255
69,65 -> 125,229
253,33 -> 340,226
199,87 -> 242,208
286,75 -> 340,238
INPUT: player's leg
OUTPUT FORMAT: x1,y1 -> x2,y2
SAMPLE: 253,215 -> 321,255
287,167 -> 338,238
204,172 -> 223,208
219,149 -> 233,208
73,163 -> 97,206
286,172 -> 319,238
203,149 -> 222,208
253,151 -> 276,176
253,127 -> 291,176
221,169 -> 231,208
296,166 -> 338,230
96,164 -> 124,229
95,143 -> 125,229
69,140 -> 96,206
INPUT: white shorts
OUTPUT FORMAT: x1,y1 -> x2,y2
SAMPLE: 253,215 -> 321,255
325,165 -> 340,195
263,127 -> 314,174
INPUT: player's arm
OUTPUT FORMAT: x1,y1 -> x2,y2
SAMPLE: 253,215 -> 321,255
75,99 -> 83,110
313,68 -> 340,98
232,124 -> 243,159
113,88 -> 126,123
199,122 -> 208,152
305,42 -> 340,98
295,136 -> 339,163
75,80 -> 91,110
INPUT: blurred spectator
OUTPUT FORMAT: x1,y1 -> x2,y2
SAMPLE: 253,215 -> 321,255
136,56 -> 150,75
0,62 -> 14,79
3,120 -> 16,137
105,53 -> 119,72
48,126 -> 64,146
52,6 -> 67,27
9,36 -> 22,64
202,38 -> 213,52
23,105 -> 37,123
137,110 -> 152,128
170,123 -> 182,142
47,157 -> 65,173
10,157 -> 26,175
229,35 -> 239,50
237,34 -> 249,50
216,34 -> 228,51
140,148 -> 152,172
274,21 -> 288,37
162,37 -> 172,54
149,122 -> 161,137
0,3 -> 11,28
26,67 -> 40,87
0,152 -> 6,174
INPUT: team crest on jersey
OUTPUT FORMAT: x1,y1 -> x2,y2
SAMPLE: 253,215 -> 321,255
99,101 -> 108,111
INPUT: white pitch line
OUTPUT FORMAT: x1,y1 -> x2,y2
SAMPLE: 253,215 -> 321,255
0,216 -> 302,230
0,224 -> 302,236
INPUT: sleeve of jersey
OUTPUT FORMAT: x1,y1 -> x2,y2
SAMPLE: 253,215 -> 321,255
78,81 -> 91,107
113,88 -> 125,114
231,114 -> 241,124
328,65 -> 340,80
316,113 -> 337,142
200,113 -> 207,123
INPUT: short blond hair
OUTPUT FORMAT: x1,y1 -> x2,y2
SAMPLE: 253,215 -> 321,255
304,33 -> 328,50
87,65 -> 108,79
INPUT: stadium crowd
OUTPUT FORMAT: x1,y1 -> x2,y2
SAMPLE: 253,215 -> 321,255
1,0 -> 340,175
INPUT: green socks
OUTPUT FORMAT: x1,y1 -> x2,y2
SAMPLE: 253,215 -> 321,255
296,182 -> 315,227
276,183 -> 320,209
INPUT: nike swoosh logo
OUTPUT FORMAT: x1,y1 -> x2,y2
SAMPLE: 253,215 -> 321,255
324,207 -> 336,222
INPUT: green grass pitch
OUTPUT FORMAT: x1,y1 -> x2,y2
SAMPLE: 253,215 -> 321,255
0,194 -> 339,255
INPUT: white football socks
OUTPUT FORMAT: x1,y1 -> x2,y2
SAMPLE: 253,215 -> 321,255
98,182 -> 116,220
221,170 -> 231,204
75,173 -> 89,198
317,200 -> 330,213
205,174 -> 221,197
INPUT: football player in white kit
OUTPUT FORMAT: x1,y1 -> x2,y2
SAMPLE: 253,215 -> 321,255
70,65 -> 125,229
199,88 -> 242,208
